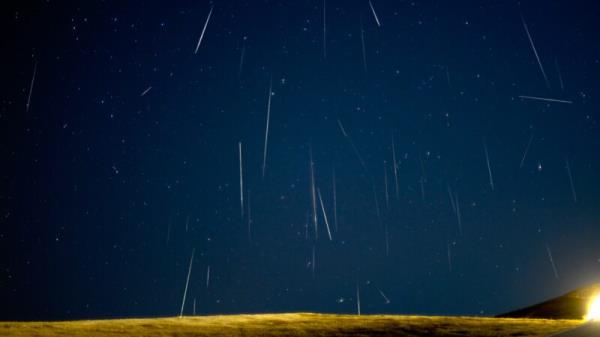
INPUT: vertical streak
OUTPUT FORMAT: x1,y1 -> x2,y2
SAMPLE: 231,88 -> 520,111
483,140 -> 494,191
519,134 -> 534,169
546,244 -> 559,279
520,12 -> 550,89
318,188 -> 332,240
179,248 -> 195,317
356,281 -> 361,315
26,61 -> 37,113
360,16 -> 367,73
194,6 -> 214,54
262,78 -> 272,179
391,134 -> 399,199
206,265 -> 210,288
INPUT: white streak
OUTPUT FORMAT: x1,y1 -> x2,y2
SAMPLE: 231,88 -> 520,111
262,78 -> 272,179
206,265 -> 210,288
318,188 -> 333,241
483,140 -> 494,191
26,61 -> 37,113
194,6 -> 214,54
368,0 -> 381,27
546,243 -> 559,279
378,289 -> 390,304
356,282 -> 361,315
518,95 -> 572,104
520,12 -> 549,88
140,86 -> 152,97
360,16 -> 367,73
337,119 -> 367,172
519,134 -> 534,169
179,248 -> 195,317
447,185 -> 456,214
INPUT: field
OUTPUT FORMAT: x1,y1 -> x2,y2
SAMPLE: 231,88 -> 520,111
0,313 -> 583,337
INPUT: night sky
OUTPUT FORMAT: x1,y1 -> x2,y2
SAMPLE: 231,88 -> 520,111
3,0 -> 600,321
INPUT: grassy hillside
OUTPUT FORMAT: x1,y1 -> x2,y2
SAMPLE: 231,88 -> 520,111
0,313 -> 582,337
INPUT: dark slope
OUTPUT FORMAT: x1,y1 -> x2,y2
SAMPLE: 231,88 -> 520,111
499,284 -> 600,319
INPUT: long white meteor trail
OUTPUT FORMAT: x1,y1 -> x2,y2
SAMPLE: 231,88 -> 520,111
518,95 -> 572,104
194,6 -> 214,54
26,61 -> 37,113
520,12 -> 549,88
179,248 -> 195,317
262,78 -> 273,179
368,0 -> 381,27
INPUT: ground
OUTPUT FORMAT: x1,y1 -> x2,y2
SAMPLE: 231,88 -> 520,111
0,313 -> 583,337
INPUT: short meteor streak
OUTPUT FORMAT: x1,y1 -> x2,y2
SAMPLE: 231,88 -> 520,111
318,188 -> 333,241
378,289 -> 391,304
519,134 -> 534,169
368,0 -> 381,27
26,61 -> 37,113
520,12 -> 550,88
140,86 -> 152,97
546,243 -> 559,279
194,6 -> 214,54
518,95 -> 572,104
483,140 -> 494,191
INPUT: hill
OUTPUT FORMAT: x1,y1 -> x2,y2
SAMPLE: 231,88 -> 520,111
499,284 -> 600,320
0,313 -> 581,337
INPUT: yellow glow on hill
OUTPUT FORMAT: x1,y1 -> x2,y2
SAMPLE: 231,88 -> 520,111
585,295 -> 600,321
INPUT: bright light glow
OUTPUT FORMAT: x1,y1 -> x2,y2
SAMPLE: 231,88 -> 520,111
585,295 -> 600,321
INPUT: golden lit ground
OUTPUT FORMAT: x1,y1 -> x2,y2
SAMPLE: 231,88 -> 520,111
0,313 -> 583,337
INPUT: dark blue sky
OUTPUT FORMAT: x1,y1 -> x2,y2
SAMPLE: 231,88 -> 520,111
3,0 -> 600,320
